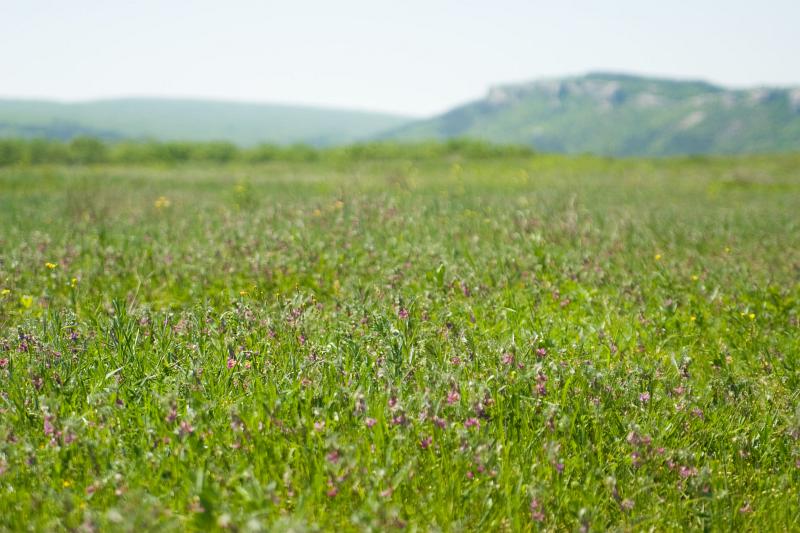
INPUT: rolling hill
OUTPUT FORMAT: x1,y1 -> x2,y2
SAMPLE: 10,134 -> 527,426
0,98 -> 411,146
382,73 -> 800,156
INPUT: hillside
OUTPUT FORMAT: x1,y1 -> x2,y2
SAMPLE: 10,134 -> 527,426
383,73 -> 800,156
0,98 -> 411,146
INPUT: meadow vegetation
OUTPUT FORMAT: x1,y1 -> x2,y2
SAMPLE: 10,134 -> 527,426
1,146 -> 799,530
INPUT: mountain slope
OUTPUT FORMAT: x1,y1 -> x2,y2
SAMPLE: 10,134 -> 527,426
0,98 -> 411,146
382,73 -> 800,156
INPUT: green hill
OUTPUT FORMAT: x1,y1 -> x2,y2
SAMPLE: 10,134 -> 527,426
382,73 -> 800,156
0,98 -> 411,146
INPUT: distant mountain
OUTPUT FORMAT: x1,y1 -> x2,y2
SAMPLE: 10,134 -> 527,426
381,73 -> 800,156
0,98 -> 411,146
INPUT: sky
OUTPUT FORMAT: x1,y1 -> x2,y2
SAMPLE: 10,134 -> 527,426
1,0 -> 799,116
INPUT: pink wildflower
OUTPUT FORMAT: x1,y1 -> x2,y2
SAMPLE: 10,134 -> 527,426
446,390 -> 460,405
530,498 -> 545,522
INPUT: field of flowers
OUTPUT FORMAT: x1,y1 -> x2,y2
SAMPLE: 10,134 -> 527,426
1,153 -> 799,531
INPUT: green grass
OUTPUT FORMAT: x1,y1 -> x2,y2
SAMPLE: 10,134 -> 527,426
1,152 -> 799,531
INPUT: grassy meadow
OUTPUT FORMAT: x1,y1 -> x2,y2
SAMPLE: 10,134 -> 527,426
1,150 -> 799,531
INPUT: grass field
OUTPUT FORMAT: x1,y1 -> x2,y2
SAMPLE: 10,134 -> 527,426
1,153 -> 799,531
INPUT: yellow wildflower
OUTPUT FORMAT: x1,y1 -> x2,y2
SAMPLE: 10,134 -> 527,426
0,289 -> 9,296
45,262 -> 57,269
154,196 -> 171,209
654,254 -> 662,261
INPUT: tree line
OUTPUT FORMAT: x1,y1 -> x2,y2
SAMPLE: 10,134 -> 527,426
0,137 -> 534,166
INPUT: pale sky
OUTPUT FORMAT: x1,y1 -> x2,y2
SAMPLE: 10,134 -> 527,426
2,0 -> 799,116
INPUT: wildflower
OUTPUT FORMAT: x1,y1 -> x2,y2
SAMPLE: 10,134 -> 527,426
419,436 -> 432,449
70,278 -> 78,288
691,275 -> 699,281
739,502 -> 753,514
179,421 -> 194,435
0,358 -> 8,368
45,262 -> 57,269
227,358 -> 236,369
326,450 -> 340,463
326,482 -> 338,498
631,451 -> 642,467
530,498 -> 545,522
391,414 -> 407,426
501,353 -> 514,365
639,392 -> 651,403
188,497 -> 206,513
63,480 -> 72,488
19,295 -> 33,309
654,253 -> 662,261
154,196 -> 171,209
748,313 -> 755,320
432,416 -> 447,429
365,417 -> 377,428
536,373 -> 548,396
621,499 -> 634,511
464,417 -> 480,429
690,315 -> 696,322
446,390 -> 460,405
398,308 -> 409,320
43,415 -> 56,436
314,421 -> 325,432
536,347 -> 547,358
1,289 -> 10,296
